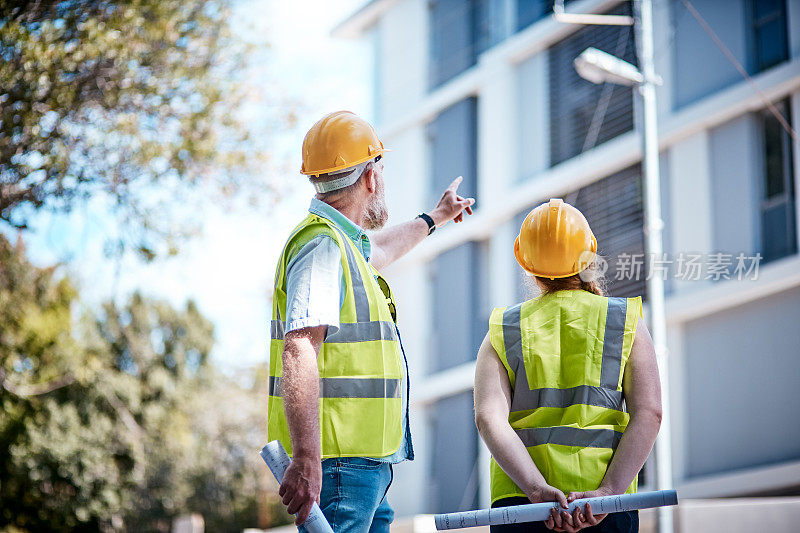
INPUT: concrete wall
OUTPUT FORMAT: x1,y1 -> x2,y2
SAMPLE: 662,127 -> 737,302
516,51 -> 549,179
683,286 -> 800,479
671,0 -> 749,109
675,498 -> 800,533
377,0 -> 427,127
709,113 -> 761,256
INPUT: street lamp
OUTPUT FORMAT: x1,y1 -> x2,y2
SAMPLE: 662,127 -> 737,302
573,47 -> 643,86
558,1 -> 675,533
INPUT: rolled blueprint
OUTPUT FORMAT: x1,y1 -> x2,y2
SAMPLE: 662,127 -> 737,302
434,490 -> 678,530
260,441 -> 334,533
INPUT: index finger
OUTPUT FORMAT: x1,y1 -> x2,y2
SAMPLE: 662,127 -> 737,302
447,176 -> 463,192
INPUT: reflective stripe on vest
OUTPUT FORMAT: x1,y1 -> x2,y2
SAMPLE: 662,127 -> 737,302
503,297 -> 628,423
269,376 -> 401,399
515,427 -> 623,449
270,319 -> 399,344
333,225 -> 371,322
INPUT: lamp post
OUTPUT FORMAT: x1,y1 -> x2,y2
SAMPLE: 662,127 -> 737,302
557,1 -> 674,532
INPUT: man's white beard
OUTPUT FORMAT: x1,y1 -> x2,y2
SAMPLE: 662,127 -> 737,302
363,183 -> 388,230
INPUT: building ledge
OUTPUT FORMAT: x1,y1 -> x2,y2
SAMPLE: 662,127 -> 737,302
677,460 -> 800,498
664,254 -> 800,324
331,0 -> 398,39
411,361 -> 476,407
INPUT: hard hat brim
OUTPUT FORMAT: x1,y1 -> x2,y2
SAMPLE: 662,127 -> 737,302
301,148 -> 391,177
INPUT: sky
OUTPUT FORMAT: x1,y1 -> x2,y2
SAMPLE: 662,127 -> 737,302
22,0 -> 373,371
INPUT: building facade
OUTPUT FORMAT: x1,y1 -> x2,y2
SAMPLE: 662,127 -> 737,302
334,0 -> 800,518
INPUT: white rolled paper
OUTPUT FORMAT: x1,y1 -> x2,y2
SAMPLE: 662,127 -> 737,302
260,441 -> 334,533
434,490 -> 678,530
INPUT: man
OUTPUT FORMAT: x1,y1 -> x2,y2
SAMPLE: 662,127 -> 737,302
267,110 -> 474,531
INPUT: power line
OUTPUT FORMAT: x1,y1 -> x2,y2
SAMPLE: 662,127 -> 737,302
680,0 -> 798,141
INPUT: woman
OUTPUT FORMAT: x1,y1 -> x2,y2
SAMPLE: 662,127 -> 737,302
474,199 -> 662,533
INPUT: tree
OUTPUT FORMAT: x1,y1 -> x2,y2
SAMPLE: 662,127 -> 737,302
0,235 -> 290,531
0,0 -> 278,258
0,233 -> 126,531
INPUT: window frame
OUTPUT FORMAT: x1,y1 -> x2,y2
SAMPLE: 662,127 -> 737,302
757,99 -> 797,263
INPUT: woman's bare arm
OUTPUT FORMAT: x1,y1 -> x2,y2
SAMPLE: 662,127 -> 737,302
596,319 -> 663,495
474,332 -> 569,508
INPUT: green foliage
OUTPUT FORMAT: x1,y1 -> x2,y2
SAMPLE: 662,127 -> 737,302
0,0 -> 274,258
0,235 -> 290,531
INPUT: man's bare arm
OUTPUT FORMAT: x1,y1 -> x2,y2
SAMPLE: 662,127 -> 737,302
370,176 -> 474,271
278,325 -> 326,525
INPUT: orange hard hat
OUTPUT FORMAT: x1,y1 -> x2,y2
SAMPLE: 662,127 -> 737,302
514,198 -> 597,279
300,110 -> 389,177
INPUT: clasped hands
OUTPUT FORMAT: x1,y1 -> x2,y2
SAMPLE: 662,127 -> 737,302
526,483 -> 613,532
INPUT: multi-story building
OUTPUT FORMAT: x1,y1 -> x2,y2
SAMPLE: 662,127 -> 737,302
334,0 -> 800,521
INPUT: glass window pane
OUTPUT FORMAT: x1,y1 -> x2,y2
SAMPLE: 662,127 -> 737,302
429,98 -> 478,207
763,111 -> 786,199
759,99 -> 797,264
431,243 -> 477,372
547,3 -> 635,165
516,0 -> 553,31
429,0 -> 476,88
476,0 -> 506,54
428,392 -> 480,513
761,202 -> 797,263
755,17 -> 787,71
754,0 -> 781,20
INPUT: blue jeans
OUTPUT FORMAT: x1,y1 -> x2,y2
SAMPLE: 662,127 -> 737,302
299,458 -> 394,533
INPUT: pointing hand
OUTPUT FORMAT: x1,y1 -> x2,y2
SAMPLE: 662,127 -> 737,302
429,176 -> 475,228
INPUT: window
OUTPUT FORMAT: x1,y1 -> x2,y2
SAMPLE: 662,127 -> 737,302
748,0 -> 789,74
512,165 -> 646,299
428,98 -> 483,371
428,97 -> 478,208
430,242 -> 488,372
548,3 -> 636,166
427,392 -> 480,513
516,0 -> 554,31
759,100 -> 797,263
429,0 -> 506,89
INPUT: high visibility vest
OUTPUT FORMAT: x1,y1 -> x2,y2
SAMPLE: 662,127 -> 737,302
267,213 -> 403,459
488,290 -> 643,503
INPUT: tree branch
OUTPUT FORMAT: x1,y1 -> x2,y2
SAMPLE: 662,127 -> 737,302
0,368 -> 75,396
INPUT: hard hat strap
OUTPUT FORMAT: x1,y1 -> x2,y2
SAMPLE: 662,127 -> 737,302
312,160 -> 370,193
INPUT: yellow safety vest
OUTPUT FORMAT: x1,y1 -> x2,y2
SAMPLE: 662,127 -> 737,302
267,213 -> 403,458
488,290 -> 643,503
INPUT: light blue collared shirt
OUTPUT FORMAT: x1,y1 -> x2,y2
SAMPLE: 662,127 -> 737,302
283,198 -> 413,463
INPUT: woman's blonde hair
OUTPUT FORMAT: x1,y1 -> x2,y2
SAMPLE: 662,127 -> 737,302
533,258 -> 607,297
